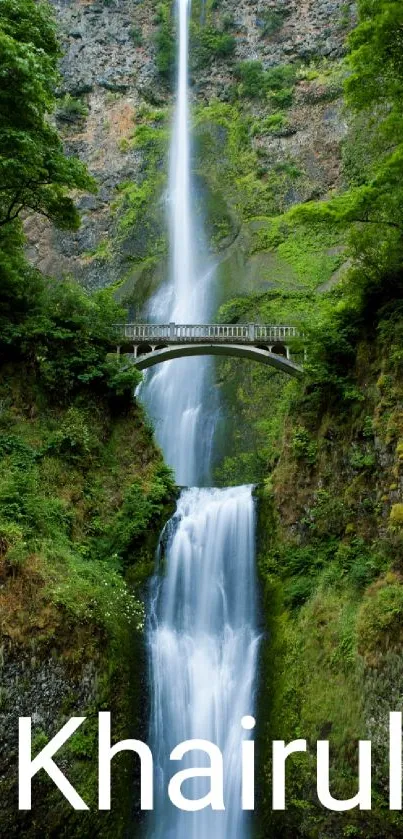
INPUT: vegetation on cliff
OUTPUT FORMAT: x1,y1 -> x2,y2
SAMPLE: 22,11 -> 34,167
0,2 -> 174,835
249,2 -> 403,836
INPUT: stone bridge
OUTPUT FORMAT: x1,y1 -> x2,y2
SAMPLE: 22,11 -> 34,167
114,323 -> 304,378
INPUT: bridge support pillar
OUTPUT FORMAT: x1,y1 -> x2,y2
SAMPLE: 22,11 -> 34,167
285,345 -> 290,360
116,345 -> 121,358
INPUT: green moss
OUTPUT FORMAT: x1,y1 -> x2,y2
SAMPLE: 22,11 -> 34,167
84,238 -> 112,263
113,112 -> 170,264
247,218 -> 345,288
389,503 -> 403,526
291,424 -> 318,464
357,574 -> 403,663
193,101 -> 288,226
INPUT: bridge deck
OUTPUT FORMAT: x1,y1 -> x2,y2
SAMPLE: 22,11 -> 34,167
115,322 -> 299,346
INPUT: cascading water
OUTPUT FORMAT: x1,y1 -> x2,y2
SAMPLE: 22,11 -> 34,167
140,0 -> 215,488
142,0 -> 261,835
148,487 -> 260,838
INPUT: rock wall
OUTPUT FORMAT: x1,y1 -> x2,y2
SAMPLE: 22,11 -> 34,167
26,0 -> 159,289
26,0 -> 355,299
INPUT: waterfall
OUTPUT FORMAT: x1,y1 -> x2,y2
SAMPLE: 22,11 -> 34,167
148,487 -> 260,838
142,0 -> 261,835
140,0 -> 215,488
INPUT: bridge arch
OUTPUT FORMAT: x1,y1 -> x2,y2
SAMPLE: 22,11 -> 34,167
132,343 -> 303,378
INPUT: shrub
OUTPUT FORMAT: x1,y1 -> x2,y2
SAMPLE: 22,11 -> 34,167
270,88 -> 294,108
129,26 -> 143,46
25,279 -> 132,402
0,520 -> 24,560
56,94 -> 88,124
96,464 -> 174,564
357,575 -> 403,663
306,489 -> 348,538
236,60 -> 267,98
291,425 -> 317,464
155,3 -> 175,81
46,407 -> 99,463
104,357 -> 141,397
259,8 -> 290,38
236,61 -> 296,100
348,444 -> 376,471
261,112 -> 291,136
192,27 -> 236,68
265,64 -> 296,91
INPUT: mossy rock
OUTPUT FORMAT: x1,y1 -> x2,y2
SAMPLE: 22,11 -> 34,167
357,573 -> 403,664
389,503 -> 403,526
114,258 -> 167,314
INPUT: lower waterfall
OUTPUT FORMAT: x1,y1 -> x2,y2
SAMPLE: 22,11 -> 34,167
148,485 -> 260,838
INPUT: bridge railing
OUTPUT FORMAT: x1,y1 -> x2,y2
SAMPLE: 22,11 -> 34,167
114,323 -> 300,343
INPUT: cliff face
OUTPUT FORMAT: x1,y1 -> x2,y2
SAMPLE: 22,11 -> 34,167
25,0 -> 158,288
0,355 -> 174,837
255,327 -> 403,838
25,0 -> 354,303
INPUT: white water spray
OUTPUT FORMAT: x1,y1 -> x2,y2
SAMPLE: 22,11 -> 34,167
144,1 -> 260,836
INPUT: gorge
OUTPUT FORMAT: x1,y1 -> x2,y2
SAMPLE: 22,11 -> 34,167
1,1 -> 403,838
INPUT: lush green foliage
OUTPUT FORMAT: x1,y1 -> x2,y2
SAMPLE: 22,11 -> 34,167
0,0 -> 175,668
190,25 -> 235,69
28,280 -> 143,400
289,0 -> 403,323
0,0 -> 95,230
346,0 -> 403,110
0,264 -> 142,406
154,1 -> 175,81
250,6 -> 403,836
235,60 -> 296,101
0,358 -> 174,646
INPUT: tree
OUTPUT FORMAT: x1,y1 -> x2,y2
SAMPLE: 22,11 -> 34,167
0,0 -> 95,230
346,0 -> 403,111
288,0 -> 403,287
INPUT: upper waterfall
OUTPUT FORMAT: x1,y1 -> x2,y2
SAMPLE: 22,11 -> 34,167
170,0 -> 193,321
139,0 -> 216,487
